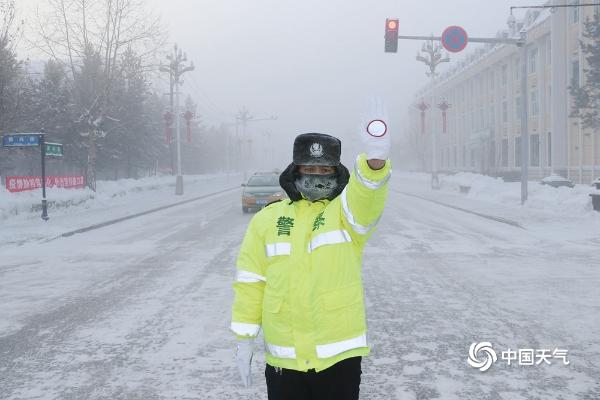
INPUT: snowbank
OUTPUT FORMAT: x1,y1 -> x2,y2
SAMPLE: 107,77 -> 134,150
0,174 -> 237,221
441,172 -> 597,215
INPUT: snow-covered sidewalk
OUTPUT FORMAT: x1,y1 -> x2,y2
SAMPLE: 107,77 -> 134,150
394,172 -> 600,244
0,173 -> 243,248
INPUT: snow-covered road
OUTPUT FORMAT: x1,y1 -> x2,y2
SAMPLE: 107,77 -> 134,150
1,179 -> 599,399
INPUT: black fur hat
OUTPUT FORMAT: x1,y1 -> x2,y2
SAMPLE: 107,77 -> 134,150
293,133 -> 341,166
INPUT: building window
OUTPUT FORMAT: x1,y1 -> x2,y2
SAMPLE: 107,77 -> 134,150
501,138 -> 509,167
462,145 -> 467,167
480,108 -> 485,129
529,48 -> 538,74
515,57 -> 520,80
480,76 -> 485,96
502,65 -> 508,86
547,132 -> 552,166
571,0 -> 580,23
453,146 -> 457,167
515,136 -> 522,167
490,105 -> 495,128
530,134 -> 540,166
571,58 -> 580,88
490,140 -> 496,168
531,88 -> 539,116
502,101 -> 508,123
516,96 -> 521,120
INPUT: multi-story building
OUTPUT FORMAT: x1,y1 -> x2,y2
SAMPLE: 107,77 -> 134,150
407,1 -> 600,183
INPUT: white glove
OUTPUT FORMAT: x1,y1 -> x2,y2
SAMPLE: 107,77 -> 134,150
235,338 -> 254,387
361,96 -> 391,160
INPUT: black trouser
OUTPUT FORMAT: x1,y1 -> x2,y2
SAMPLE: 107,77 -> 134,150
265,356 -> 362,400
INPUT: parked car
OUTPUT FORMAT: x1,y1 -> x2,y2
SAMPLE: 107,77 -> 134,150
540,174 -> 575,188
241,171 -> 286,213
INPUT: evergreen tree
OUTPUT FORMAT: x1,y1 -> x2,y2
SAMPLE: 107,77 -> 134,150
570,11 -> 600,130
0,0 -> 22,132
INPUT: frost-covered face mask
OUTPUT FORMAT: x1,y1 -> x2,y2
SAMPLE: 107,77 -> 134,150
295,173 -> 338,201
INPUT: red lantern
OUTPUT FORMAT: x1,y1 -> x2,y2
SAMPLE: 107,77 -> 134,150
436,101 -> 451,134
416,99 -> 430,135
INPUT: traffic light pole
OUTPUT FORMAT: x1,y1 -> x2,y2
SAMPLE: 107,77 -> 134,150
393,27 -> 528,202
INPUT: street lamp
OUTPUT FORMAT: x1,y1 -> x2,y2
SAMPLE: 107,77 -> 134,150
416,38 -> 450,189
160,43 -> 194,195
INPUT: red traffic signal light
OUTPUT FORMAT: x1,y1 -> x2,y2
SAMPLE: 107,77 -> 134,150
385,18 -> 399,53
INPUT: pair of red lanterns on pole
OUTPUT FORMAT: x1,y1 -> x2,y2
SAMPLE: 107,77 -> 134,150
163,111 -> 194,144
416,100 -> 451,135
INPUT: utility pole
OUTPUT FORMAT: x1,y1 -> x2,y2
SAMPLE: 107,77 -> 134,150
168,68 -> 175,176
160,44 -> 194,195
235,107 -> 278,179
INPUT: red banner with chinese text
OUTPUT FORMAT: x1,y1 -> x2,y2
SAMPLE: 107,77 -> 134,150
5,176 -> 86,192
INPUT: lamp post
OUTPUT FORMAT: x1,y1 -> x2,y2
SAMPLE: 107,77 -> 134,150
160,44 -> 194,195
416,38 -> 450,189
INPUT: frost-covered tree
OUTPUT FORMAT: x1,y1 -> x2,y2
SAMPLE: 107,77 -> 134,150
570,11 -> 600,130
32,0 -> 166,189
0,0 -> 23,132
101,49 -> 167,178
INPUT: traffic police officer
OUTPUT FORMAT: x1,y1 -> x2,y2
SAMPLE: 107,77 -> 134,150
231,122 -> 391,399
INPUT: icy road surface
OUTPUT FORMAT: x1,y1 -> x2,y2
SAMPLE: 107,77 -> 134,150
1,179 -> 599,399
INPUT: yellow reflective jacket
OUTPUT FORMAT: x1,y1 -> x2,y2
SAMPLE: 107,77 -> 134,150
231,154 -> 391,372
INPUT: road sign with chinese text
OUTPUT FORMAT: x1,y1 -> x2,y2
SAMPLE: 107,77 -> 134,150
45,142 -> 64,157
2,133 -> 41,147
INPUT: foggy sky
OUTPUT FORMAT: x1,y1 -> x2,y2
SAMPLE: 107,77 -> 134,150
17,0 -> 538,168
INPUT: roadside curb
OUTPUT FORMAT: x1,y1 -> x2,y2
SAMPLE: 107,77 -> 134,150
47,186 -> 240,242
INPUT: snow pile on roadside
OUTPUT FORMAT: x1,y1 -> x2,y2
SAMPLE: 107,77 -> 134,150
441,172 -> 597,215
0,174 -> 232,221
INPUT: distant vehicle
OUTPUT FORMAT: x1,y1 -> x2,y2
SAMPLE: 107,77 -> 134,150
540,175 -> 575,188
241,171 -> 287,213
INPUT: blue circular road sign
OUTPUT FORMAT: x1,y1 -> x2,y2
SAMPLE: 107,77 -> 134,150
441,26 -> 468,53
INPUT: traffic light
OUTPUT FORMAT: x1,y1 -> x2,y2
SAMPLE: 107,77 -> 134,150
385,18 -> 399,53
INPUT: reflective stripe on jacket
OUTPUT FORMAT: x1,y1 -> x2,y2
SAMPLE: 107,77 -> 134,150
231,153 -> 391,372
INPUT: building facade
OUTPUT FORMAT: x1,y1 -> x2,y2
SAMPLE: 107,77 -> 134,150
407,1 -> 600,183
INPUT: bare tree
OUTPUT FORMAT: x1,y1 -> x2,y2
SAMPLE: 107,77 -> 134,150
0,0 -> 24,132
30,0 -> 166,190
